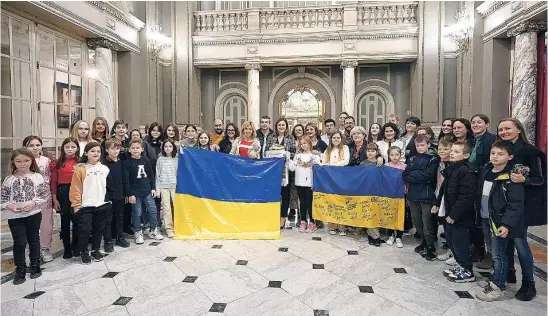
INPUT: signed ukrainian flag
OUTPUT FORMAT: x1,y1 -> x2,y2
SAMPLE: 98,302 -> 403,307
174,148 -> 284,240
313,165 -> 405,230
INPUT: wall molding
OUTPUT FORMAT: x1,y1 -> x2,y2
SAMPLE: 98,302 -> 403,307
86,1 -> 144,30
476,1 -> 510,18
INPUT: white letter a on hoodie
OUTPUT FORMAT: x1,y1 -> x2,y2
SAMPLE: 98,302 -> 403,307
136,165 -> 147,179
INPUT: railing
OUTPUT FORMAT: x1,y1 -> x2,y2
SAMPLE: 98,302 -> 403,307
260,7 -> 343,29
357,4 -> 417,25
194,11 -> 249,32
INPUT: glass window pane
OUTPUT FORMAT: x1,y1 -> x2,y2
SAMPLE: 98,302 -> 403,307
1,98 -> 13,137
12,99 -> 32,137
57,103 -> 69,129
1,57 -> 11,96
0,139 -> 16,176
39,31 -> 54,67
1,15 -> 10,55
41,138 -> 56,157
56,72 -> 69,105
70,75 -> 82,106
56,37 -> 68,71
12,19 -> 30,60
39,67 -> 54,102
13,60 -> 31,99
70,43 -> 82,74
40,103 -> 56,138
70,106 -> 82,126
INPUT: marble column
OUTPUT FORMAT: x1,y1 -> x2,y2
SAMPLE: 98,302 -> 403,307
341,60 -> 358,117
507,21 -> 547,144
245,62 -> 262,129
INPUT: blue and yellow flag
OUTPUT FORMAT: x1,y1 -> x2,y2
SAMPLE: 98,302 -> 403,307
174,148 -> 284,240
312,166 -> 405,230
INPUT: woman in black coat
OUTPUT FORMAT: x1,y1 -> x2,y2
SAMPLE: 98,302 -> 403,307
219,123 -> 239,154
470,114 -> 497,168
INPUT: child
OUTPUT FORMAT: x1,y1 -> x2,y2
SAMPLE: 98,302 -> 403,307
71,120 -> 94,157
385,146 -> 407,248
1,148 -> 49,284
402,135 -> 440,260
70,142 -> 114,264
23,136 -> 54,263
103,119 -> 130,161
50,138 -> 80,259
438,141 -> 478,282
123,139 -> 163,244
196,131 -> 219,151
358,143 -> 383,246
475,141 -> 530,301
156,139 -> 178,238
289,136 -> 321,233
102,138 -> 130,251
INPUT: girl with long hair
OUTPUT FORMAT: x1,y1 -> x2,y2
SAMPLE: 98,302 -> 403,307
219,123 -> 239,154
71,120 -> 94,157
367,123 -> 383,144
91,117 -> 109,142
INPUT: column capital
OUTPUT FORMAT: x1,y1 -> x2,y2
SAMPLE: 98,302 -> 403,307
245,62 -> 262,71
340,60 -> 358,69
507,21 -> 547,37
87,38 -> 121,51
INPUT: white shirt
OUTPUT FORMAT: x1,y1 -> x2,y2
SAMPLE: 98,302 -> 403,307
376,140 -> 405,163
289,153 -> 321,187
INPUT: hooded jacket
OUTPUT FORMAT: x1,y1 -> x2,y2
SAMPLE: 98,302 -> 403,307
402,153 -> 440,204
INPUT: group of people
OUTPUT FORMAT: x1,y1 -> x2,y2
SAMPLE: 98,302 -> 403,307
1,113 -> 546,305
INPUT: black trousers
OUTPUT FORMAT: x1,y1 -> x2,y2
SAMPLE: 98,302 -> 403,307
297,186 -> 314,222
57,184 -> 79,252
77,204 -> 110,254
280,185 -> 290,217
8,212 -> 42,268
103,199 -> 125,243
123,202 -> 132,231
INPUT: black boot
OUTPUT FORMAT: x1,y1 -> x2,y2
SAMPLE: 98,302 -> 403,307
424,246 -> 437,261
414,242 -> 426,254
507,269 -> 517,284
13,266 -> 26,285
515,280 -> 536,301
63,248 -> 73,259
29,260 -> 42,279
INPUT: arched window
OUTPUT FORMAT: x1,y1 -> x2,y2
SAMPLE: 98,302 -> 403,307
223,94 -> 247,127
358,92 -> 386,128
280,85 -> 325,130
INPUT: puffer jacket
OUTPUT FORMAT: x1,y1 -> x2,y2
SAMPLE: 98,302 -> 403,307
437,160 -> 478,227
402,153 -> 439,204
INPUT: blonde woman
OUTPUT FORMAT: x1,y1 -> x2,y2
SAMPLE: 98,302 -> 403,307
71,120 -> 94,157
321,131 -> 350,236
230,121 -> 261,159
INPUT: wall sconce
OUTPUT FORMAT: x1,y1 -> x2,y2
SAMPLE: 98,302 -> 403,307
147,25 -> 172,58
444,9 -> 474,53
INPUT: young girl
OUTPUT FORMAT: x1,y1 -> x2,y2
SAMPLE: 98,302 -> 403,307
23,136 -> 54,263
156,139 -> 178,238
71,120 -> 94,157
385,146 -> 407,248
367,123 -> 382,144
196,131 -> 219,151
180,125 -> 198,153
358,143 -> 383,246
91,117 -> 109,142
50,138 -> 80,259
289,136 -> 321,233
1,148 -> 49,284
70,142 -> 113,264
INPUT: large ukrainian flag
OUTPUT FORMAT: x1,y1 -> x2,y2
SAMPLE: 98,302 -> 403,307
313,165 -> 405,230
174,148 -> 284,240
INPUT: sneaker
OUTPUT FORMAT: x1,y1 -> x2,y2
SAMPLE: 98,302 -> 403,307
443,266 -> 462,277
515,280 -> 536,301
448,268 -> 475,283
29,264 -> 42,279
135,231 -> 144,244
395,238 -> 403,248
166,230 -> 175,238
299,221 -> 307,233
329,229 -> 338,235
41,249 -> 53,263
13,267 -> 26,285
445,257 -> 457,266
81,252 -> 92,265
115,238 -> 130,248
91,250 -> 104,262
150,228 -> 164,240
339,230 -> 347,236
437,251 -> 452,261
306,222 -> 317,233
104,242 -> 114,253
63,248 -> 73,259
386,236 -> 395,246
476,281 -> 505,301
424,246 -> 437,261
414,243 -> 426,254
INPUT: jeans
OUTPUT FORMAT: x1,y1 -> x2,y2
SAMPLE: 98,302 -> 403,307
104,199 -> 124,243
481,218 -> 492,253
507,234 -> 535,282
297,186 -> 313,222
492,234 -> 509,289
57,184 -> 78,252
8,212 -> 42,267
445,222 -> 472,271
132,194 -> 158,232
76,204 -> 110,254
409,201 -> 435,246
159,189 -> 175,233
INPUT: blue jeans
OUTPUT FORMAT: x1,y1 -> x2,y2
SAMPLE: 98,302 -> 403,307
445,222 -> 472,271
481,218 -> 492,253
507,234 -> 535,282
491,235 -> 509,289
131,194 -> 158,232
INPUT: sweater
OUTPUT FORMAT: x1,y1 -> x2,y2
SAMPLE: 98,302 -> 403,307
289,153 -> 321,187
49,157 -> 78,193
123,155 -> 155,197
69,163 -> 113,211
321,145 -> 350,166
156,156 -> 178,190
102,156 -> 124,201
1,172 -> 50,219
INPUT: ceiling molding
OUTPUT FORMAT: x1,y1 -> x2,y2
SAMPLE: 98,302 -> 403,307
86,1 -> 145,30
476,1 -> 510,18
482,1 -> 547,43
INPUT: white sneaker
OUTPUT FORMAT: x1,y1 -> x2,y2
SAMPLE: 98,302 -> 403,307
476,281 -> 504,301
41,249 -> 54,262
437,251 -> 452,261
395,238 -> 403,248
445,257 -> 457,266
386,236 -> 395,245
166,230 -> 175,238
135,231 -> 144,244
151,228 -> 164,240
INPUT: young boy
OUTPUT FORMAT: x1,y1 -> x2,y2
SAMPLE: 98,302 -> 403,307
476,141 -> 526,301
102,138 -> 130,251
402,135 -> 440,260
388,113 -> 404,136
439,141 -> 478,283
123,139 -> 163,244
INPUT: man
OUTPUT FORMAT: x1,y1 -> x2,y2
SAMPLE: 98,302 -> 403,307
211,119 -> 224,145
321,118 -> 336,145
344,116 -> 356,145
338,112 -> 348,133
256,116 -> 274,158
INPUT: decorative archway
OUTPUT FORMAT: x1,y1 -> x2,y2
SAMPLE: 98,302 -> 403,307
355,86 -> 395,128
279,84 -> 326,130
215,88 -> 248,127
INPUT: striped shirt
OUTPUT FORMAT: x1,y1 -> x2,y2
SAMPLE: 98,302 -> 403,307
155,156 -> 178,190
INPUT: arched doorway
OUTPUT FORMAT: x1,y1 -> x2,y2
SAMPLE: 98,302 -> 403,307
278,84 -> 326,130
356,86 -> 395,128
222,94 -> 247,127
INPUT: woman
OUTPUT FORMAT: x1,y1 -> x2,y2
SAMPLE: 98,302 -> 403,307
71,120 -> 94,157
470,114 -> 496,168
144,123 -> 164,172
91,117 -> 109,142
290,123 -> 305,215
196,132 -> 219,151
401,116 -> 421,148
292,124 -> 305,152
230,121 -> 261,159
265,118 -> 297,229
163,123 -> 180,148
438,118 -> 455,142
219,123 -> 239,154
367,123 -> 382,144
305,123 -> 327,153
452,118 -> 474,146
322,131 -> 350,235
179,125 -> 198,154
497,118 -> 546,301
376,122 -> 405,163
348,126 -> 368,166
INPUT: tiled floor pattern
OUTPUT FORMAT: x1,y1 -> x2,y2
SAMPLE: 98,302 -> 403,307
1,226 -> 547,316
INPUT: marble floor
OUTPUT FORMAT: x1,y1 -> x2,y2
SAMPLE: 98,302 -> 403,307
1,226 -> 547,316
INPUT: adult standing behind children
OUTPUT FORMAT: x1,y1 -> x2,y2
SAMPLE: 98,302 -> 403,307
219,123 -> 239,154
230,121 -> 261,159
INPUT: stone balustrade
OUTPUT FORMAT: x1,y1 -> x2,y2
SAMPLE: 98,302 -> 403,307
194,10 -> 249,32
357,3 -> 418,26
260,7 -> 344,30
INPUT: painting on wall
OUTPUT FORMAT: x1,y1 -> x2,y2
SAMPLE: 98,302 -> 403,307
55,82 -> 81,128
